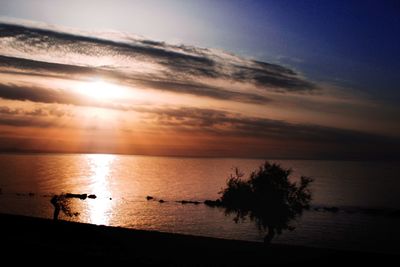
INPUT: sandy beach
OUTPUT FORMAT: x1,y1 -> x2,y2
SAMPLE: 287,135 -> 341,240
0,213 -> 396,266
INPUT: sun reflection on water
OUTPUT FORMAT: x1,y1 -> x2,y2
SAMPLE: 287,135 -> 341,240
87,154 -> 114,225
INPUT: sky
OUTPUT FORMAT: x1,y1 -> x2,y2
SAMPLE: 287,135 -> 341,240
0,0 -> 399,159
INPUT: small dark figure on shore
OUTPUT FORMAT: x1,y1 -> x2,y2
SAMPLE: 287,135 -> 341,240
50,194 -> 79,221
263,229 -> 275,245
50,195 -> 61,221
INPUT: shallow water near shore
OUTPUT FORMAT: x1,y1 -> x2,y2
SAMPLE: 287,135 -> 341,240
0,153 -> 399,254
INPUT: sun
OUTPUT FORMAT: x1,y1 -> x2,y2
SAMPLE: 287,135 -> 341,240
77,79 -> 129,100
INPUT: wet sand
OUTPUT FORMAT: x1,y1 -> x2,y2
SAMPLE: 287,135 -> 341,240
0,213 -> 395,266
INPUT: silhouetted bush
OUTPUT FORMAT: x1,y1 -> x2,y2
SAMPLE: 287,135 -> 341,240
218,161 -> 313,243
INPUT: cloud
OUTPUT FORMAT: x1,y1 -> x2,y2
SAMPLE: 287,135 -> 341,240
0,55 -> 270,104
0,98 -> 397,158
0,116 -> 53,128
1,99 -> 397,151
0,82 -> 81,104
0,22 -> 316,104
144,106 -> 395,142
0,106 -> 21,115
133,79 -> 271,104
0,81 -> 138,110
0,105 -> 71,117
139,106 -> 400,159
232,61 -> 315,91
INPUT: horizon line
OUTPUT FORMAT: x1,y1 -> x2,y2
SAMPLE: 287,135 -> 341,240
0,149 -> 398,162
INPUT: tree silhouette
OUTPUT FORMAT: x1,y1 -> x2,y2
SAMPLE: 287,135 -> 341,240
218,161 -> 313,244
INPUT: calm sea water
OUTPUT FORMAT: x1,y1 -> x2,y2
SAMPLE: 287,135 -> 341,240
0,154 -> 399,254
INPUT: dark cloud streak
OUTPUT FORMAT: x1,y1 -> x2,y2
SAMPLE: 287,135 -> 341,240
146,107 -> 400,159
0,82 -> 78,104
148,107 -> 396,143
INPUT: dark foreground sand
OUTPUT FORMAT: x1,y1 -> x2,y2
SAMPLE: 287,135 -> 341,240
0,213 -> 395,266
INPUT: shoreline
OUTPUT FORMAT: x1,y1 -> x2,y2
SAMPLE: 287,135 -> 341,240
0,213 -> 396,265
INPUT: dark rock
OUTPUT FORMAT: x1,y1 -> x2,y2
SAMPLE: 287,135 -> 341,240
323,206 -> 339,213
28,192 -> 35,197
88,194 -> 97,199
159,199 -> 165,203
65,193 -> 87,200
344,209 -> 357,214
363,208 -> 386,216
178,200 -> 200,205
146,196 -> 154,201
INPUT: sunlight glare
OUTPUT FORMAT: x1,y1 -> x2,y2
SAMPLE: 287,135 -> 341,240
77,79 -> 129,100
87,154 -> 115,225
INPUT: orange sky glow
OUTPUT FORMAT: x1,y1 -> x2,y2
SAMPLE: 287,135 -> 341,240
0,21 -> 399,159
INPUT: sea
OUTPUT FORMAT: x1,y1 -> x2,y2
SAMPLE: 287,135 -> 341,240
0,153 -> 399,254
